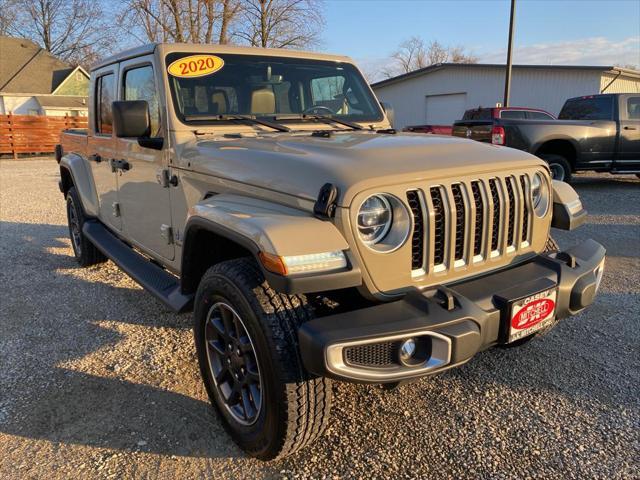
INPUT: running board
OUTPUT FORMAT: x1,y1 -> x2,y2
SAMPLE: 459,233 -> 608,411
83,221 -> 193,312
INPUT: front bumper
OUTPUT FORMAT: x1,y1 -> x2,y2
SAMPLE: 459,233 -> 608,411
299,239 -> 605,383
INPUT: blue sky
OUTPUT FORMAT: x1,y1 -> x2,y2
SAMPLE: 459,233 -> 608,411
322,0 -> 640,76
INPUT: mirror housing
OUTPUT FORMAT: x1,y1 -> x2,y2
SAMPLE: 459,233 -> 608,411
380,102 -> 395,128
112,100 -> 151,138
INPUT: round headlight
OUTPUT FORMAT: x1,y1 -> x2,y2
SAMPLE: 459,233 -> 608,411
358,195 -> 392,245
531,172 -> 550,216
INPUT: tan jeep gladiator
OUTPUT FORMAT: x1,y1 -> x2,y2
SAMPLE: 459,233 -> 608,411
57,43 -> 606,460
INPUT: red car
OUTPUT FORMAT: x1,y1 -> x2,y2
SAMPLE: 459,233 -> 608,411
405,107 -> 555,137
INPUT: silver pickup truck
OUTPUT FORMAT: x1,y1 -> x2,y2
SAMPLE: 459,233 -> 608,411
57,43 -> 605,460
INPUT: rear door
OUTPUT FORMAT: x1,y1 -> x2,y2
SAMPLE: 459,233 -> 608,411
616,95 -> 640,170
115,55 -> 174,260
88,66 -> 121,231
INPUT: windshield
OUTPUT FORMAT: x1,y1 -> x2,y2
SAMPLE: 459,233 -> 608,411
165,53 -> 384,125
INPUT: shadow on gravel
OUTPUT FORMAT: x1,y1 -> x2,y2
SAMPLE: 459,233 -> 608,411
0,220 -> 245,460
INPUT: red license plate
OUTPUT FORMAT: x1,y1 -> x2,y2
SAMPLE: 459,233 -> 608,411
508,288 -> 557,343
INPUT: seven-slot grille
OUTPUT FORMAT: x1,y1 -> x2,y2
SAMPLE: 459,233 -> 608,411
407,174 -> 534,274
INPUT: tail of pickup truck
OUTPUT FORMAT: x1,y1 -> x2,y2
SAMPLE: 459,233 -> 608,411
57,128 -> 89,163
453,94 -> 640,182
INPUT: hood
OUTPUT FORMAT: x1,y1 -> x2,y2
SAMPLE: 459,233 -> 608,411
181,131 -> 547,207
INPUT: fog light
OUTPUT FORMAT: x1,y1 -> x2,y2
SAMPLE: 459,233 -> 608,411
399,338 -> 416,363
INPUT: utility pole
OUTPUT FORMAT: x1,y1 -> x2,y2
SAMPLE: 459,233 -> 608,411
503,0 -> 516,107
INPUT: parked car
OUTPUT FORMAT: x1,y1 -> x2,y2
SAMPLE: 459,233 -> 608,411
57,43 -> 605,460
453,94 -> 640,182
403,124 -> 453,135
461,106 -> 556,121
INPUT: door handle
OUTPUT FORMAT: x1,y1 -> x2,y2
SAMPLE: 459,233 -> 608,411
88,154 -> 102,163
623,126 -> 637,130
110,159 -> 132,172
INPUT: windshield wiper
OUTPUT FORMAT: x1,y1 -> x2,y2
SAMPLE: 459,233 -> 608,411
184,114 -> 291,132
274,114 -> 364,130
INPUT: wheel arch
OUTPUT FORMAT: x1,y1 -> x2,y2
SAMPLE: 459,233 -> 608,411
533,139 -> 578,170
59,153 -> 99,217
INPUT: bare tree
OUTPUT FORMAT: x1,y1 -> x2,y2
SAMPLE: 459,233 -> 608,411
0,0 -> 20,35
234,0 -> 324,49
119,0 -> 242,44
4,0 -> 114,66
383,36 -> 478,78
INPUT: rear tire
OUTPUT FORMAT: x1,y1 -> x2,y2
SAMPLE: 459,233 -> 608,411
66,187 -> 106,267
193,258 -> 332,460
539,154 -> 572,183
499,236 -> 559,349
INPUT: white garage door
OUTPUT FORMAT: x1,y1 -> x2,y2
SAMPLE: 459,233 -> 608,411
425,93 -> 467,125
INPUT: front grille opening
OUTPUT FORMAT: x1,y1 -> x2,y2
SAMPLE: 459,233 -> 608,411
407,190 -> 424,270
489,179 -> 501,251
344,342 -> 399,368
471,181 -> 484,256
430,187 -> 446,265
520,175 -> 529,243
505,177 -> 516,247
451,184 -> 465,261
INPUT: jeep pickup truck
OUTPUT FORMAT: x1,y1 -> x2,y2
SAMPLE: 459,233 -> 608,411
57,43 -> 605,460
453,94 -> 640,182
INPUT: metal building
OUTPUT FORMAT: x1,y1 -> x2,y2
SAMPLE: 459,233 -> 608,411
371,63 -> 640,129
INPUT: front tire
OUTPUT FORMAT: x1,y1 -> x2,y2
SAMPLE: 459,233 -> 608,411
539,154 -> 572,183
66,187 -> 106,267
194,258 -> 332,460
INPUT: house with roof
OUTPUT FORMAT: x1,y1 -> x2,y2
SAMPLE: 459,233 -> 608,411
0,36 -> 89,117
371,63 -> 640,129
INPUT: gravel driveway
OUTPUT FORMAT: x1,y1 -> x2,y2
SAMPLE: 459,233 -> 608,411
1,158 -> 638,479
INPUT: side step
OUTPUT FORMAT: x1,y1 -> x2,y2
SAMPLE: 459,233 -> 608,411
83,220 -> 193,312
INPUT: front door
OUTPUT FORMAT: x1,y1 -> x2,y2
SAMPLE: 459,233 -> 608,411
115,56 -> 174,260
616,95 -> 640,170
88,67 -> 121,231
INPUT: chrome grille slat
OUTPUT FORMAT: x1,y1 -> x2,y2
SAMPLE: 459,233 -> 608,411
430,187 -> 447,267
409,173 -> 534,275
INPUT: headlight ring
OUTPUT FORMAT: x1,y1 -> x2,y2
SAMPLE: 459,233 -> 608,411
357,194 -> 411,252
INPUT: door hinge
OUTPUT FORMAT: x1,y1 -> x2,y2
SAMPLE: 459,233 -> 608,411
112,202 -> 121,217
157,169 -> 178,188
160,224 -> 173,244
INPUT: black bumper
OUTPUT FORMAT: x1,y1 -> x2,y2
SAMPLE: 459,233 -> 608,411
298,239 -> 606,383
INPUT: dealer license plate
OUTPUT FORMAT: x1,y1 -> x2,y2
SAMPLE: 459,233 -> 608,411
508,288 -> 557,343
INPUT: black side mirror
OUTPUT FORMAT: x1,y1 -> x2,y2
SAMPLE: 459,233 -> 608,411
380,102 -> 395,128
112,100 -> 163,150
112,100 -> 151,138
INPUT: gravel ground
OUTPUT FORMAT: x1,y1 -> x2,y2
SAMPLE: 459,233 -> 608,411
0,158 -> 638,479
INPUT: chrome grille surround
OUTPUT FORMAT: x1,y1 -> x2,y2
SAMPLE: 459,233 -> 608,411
345,167 -> 552,296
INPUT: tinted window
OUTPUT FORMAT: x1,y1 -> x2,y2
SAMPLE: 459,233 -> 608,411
559,97 -> 613,120
627,97 -> 640,119
462,108 -> 492,120
166,53 -> 383,123
500,110 -> 526,119
96,74 -> 115,134
124,65 -> 161,136
527,111 -> 555,120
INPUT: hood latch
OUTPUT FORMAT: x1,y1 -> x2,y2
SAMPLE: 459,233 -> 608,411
314,183 -> 339,219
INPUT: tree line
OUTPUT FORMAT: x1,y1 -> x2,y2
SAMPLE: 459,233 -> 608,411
0,0 -> 476,78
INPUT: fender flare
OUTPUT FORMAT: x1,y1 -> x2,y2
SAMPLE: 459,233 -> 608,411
181,194 -> 361,294
530,134 -> 579,159
59,153 -> 99,217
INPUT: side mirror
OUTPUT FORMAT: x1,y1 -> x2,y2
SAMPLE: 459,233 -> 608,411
112,100 -> 151,138
380,102 -> 395,128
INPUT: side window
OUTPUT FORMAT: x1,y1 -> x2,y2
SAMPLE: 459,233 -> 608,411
627,97 -> 640,119
124,65 -> 161,136
500,110 -> 526,119
527,111 -> 554,120
96,73 -> 115,135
